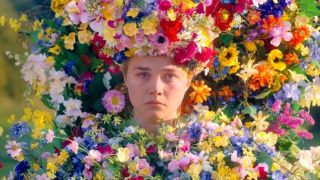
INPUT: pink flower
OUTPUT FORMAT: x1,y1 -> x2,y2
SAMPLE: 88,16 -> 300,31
45,130 -> 54,143
116,35 -> 133,51
83,168 -> 93,180
179,140 -> 190,153
272,99 -> 282,113
174,42 -> 198,65
297,130 -> 314,140
65,0 -> 93,25
267,123 -> 286,136
159,0 -> 172,11
299,110 -> 315,125
84,156 -> 94,168
168,159 -> 180,172
97,145 -> 114,158
195,47 -> 216,63
178,157 -> 190,170
166,133 -> 179,142
41,152 -> 51,160
148,32 -> 169,55
126,144 -> 139,158
270,21 -> 293,47
5,141 -> 22,158
102,90 -> 125,113
35,173 -> 50,180
89,149 -> 102,162
68,140 -> 79,154
81,120 -> 95,129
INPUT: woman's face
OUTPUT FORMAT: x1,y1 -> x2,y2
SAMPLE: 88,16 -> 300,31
124,56 -> 191,123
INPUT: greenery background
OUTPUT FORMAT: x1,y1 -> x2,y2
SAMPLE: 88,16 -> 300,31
0,0 -> 319,177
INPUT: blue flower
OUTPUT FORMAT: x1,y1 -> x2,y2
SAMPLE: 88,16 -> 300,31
113,51 -> 128,64
15,160 -> 30,180
83,136 -> 97,149
188,123 -> 202,140
258,143 -> 276,157
230,128 -> 253,155
272,170 -> 288,180
258,0 -> 291,18
200,171 -> 212,180
282,83 -> 301,101
11,122 -> 30,139
64,61 -> 75,75
72,153 -> 85,177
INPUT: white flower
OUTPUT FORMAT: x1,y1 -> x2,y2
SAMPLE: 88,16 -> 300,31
252,0 -> 268,7
298,150 -> 314,171
5,141 -> 22,158
63,98 -> 83,117
103,72 -> 112,90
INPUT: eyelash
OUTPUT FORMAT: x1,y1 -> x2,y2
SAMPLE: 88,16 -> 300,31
136,72 -> 177,81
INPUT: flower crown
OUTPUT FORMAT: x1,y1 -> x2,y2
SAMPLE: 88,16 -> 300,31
61,0 -> 225,73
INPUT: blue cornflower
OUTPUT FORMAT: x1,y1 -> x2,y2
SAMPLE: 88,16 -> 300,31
64,61 -> 75,75
258,143 -> 276,157
82,79 -> 92,94
272,170 -> 288,180
15,160 -> 30,180
72,153 -> 85,176
258,0 -> 291,18
83,136 -> 97,149
188,123 -> 202,140
11,122 -> 30,139
200,171 -> 212,180
113,51 -> 128,64
230,128 -> 253,151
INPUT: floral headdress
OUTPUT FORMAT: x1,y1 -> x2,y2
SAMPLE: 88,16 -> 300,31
60,0 -> 226,73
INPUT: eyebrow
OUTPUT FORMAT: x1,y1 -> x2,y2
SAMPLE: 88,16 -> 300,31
133,66 -> 151,71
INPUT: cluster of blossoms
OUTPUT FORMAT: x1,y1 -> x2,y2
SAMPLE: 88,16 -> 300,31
1,0 -> 320,179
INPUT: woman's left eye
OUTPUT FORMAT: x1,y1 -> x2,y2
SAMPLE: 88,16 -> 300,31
164,73 -> 175,80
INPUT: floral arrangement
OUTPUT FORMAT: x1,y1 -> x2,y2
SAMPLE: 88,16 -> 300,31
1,0 -> 320,179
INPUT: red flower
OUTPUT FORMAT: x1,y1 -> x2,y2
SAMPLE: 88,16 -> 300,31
205,0 -> 221,16
98,52 -> 113,65
0,163 -> 3,169
130,176 -> 144,180
146,145 -> 156,154
92,33 -> 106,55
81,55 -> 91,66
159,0 -> 172,11
160,18 -> 182,43
257,166 -> 268,180
97,145 -> 115,156
174,42 -> 198,65
195,47 -> 216,63
121,166 -> 130,178
214,5 -> 234,31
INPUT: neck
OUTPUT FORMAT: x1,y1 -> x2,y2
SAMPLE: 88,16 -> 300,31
133,111 -> 178,134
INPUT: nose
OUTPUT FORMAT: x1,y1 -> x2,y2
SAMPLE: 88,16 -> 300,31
149,76 -> 164,96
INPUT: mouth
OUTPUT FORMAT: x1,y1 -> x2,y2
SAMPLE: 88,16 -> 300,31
145,100 -> 166,106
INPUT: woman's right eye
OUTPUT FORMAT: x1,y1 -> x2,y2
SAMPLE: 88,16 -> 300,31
136,72 -> 150,79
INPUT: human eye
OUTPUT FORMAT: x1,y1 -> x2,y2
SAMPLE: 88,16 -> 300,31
136,72 -> 151,80
163,73 -> 176,81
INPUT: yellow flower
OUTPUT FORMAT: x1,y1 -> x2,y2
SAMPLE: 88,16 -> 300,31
139,146 -> 147,157
117,147 -> 130,162
51,0 -> 69,13
127,8 -> 140,18
167,9 -> 177,21
187,163 -> 202,180
31,143 -> 38,149
251,111 -> 270,132
33,20 -> 43,31
47,56 -> 55,66
78,30 -> 92,44
268,49 -> 286,71
48,45 -> 61,55
21,107 -> 32,122
93,171 -> 105,180
47,162 -> 58,174
306,64 -> 320,77
141,14 -> 158,35
33,163 -> 40,171
180,0 -> 198,11
0,127 -> 3,137
189,80 -> 212,104
229,61 -> 240,74
7,115 -> 16,124
19,14 -> 28,22
218,44 -> 239,67
32,129 -> 43,139
57,150 -> 69,165
103,25 -> 116,44
139,168 -> 151,176
123,23 -> 138,37
128,161 -> 138,172
64,32 -> 76,50
0,16 -> 6,26
203,111 -> 216,121
295,44 -> 309,56
9,18 -> 21,31
255,132 -> 278,147
243,41 -> 257,53
213,136 -> 229,147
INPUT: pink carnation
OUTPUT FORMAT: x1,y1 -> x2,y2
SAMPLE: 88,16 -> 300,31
297,130 -> 314,140
174,42 -> 198,65
299,110 -> 315,125
45,130 -> 54,143
168,159 -> 180,172
272,99 -> 282,113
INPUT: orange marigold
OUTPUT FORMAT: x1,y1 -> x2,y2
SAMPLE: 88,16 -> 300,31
262,15 -> 282,33
289,26 -> 311,46
247,10 -> 261,26
249,63 -> 274,91
285,53 -> 299,65
218,86 -> 234,101
189,80 -> 212,104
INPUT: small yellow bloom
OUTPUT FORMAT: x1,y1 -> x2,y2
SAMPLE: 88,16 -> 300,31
78,30 -> 92,44
187,163 -> 202,179
203,111 -> 215,121
7,114 -> 16,124
64,32 -> 76,50
0,127 -> 3,137
21,107 -> 32,122
213,136 -> 229,147
123,23 -> 138,37
139,168 -> 150,176
141,14 -> 158,35
103,25 -> 116,44
57,150 -> 69,165
306,64 -> 320,77
31,143 -> 38,149
16,154 -> 25,162
117,147 -> 130,162
9,18 -> 21,31
33,20 -> 43,31
51,0 -> 69,13
48,45 -> 61,55
128,162 -> 138,172
268,49 -> 286,71
218,44 -> 239,67
33,163 -> 40,171
295,44 -> 309,56
167,9 -> 177,21
127,8 -> 140,18
243,41 -> 257,53
19,14 -> 28,22
93,171 -> 104,180
32,130 -> 43,139
46,56 -> 55,66
189,80 -> 212,104
0,16 -> 6,26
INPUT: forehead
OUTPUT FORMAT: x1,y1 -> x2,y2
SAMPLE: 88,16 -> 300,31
128,56 -> 183,72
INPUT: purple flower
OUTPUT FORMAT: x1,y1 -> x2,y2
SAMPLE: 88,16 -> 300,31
188,123 -> 202,140
148,32 -> 169,55
299,109 -> 315,125
11,122 -> 30,139
102,90 -> 125,114
272,170 -> 288,180
15,160 -> 30,180
282,83 -> 301,101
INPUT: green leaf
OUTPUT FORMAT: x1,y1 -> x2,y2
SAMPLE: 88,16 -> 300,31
254,90 -> 272,99
41,94 -> 55,109
256,151 -> 273,168
219,33 -> 233,46
90,57 -> 104,72
243,105 -> 257,116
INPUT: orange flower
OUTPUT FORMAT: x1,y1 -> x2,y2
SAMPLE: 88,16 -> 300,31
247,10 -> 261,26
189,80 -> 212,104
285,53 -> 299,65
249,63 -> 274,91
289,26 -> 310,46
180,99 -> 194,115
262,15 -> 282,33
218,86 -> 234,101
